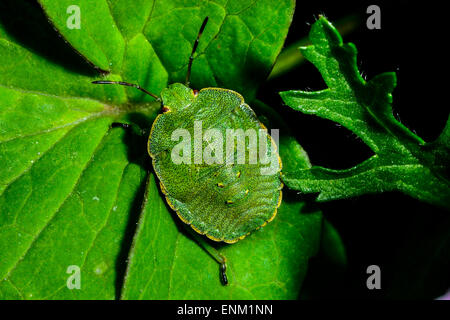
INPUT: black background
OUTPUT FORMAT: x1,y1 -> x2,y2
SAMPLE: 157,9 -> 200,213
259,1 -> 449,299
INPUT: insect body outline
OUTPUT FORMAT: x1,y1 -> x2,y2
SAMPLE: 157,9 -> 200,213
93,17 -> 283,285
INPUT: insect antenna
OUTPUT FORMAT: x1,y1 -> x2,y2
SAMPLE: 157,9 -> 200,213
91,80 -> 160,101
185,16 -> 209,86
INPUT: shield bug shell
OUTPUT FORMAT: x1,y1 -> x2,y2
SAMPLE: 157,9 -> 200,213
93,17 -> 283,244
149,84 -> 282,243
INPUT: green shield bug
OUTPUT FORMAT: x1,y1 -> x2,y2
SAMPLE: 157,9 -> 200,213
93,17 -> 283,285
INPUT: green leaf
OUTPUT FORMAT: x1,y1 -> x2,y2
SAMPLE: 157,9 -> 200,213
318,220 -> 347,269
280,16 -> 450,209
120,99 -> 322,299
269,14 -> 361,79
0,94 -> 151,298
121,173 -> 321,300
37,0 -> 295,99
298,219 -> 347,300
0,69 -> 157,298
0,0 -> 321,300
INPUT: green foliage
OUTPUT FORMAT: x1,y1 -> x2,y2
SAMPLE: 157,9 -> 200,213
280,16 -> 450,209
38,0 -> 295,100
0,0 -> 323,300
149,86 -> 282,243
121,174 -> 321,299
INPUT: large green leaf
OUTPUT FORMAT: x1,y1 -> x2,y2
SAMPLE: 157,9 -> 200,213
0,0 -> 322,299
121,173 -> 321,300
119,99 -> 322,299
38,0 -> 295,100
280,16 -> 450,209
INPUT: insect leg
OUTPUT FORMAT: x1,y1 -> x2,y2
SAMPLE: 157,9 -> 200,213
111,122 -> 131,129
219,258 -> 228,286
111,122 -> 149,138
183,224 -> 229,286
92,80 -> 160,101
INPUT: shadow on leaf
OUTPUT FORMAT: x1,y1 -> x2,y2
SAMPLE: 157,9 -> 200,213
0,0 -> 99,76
